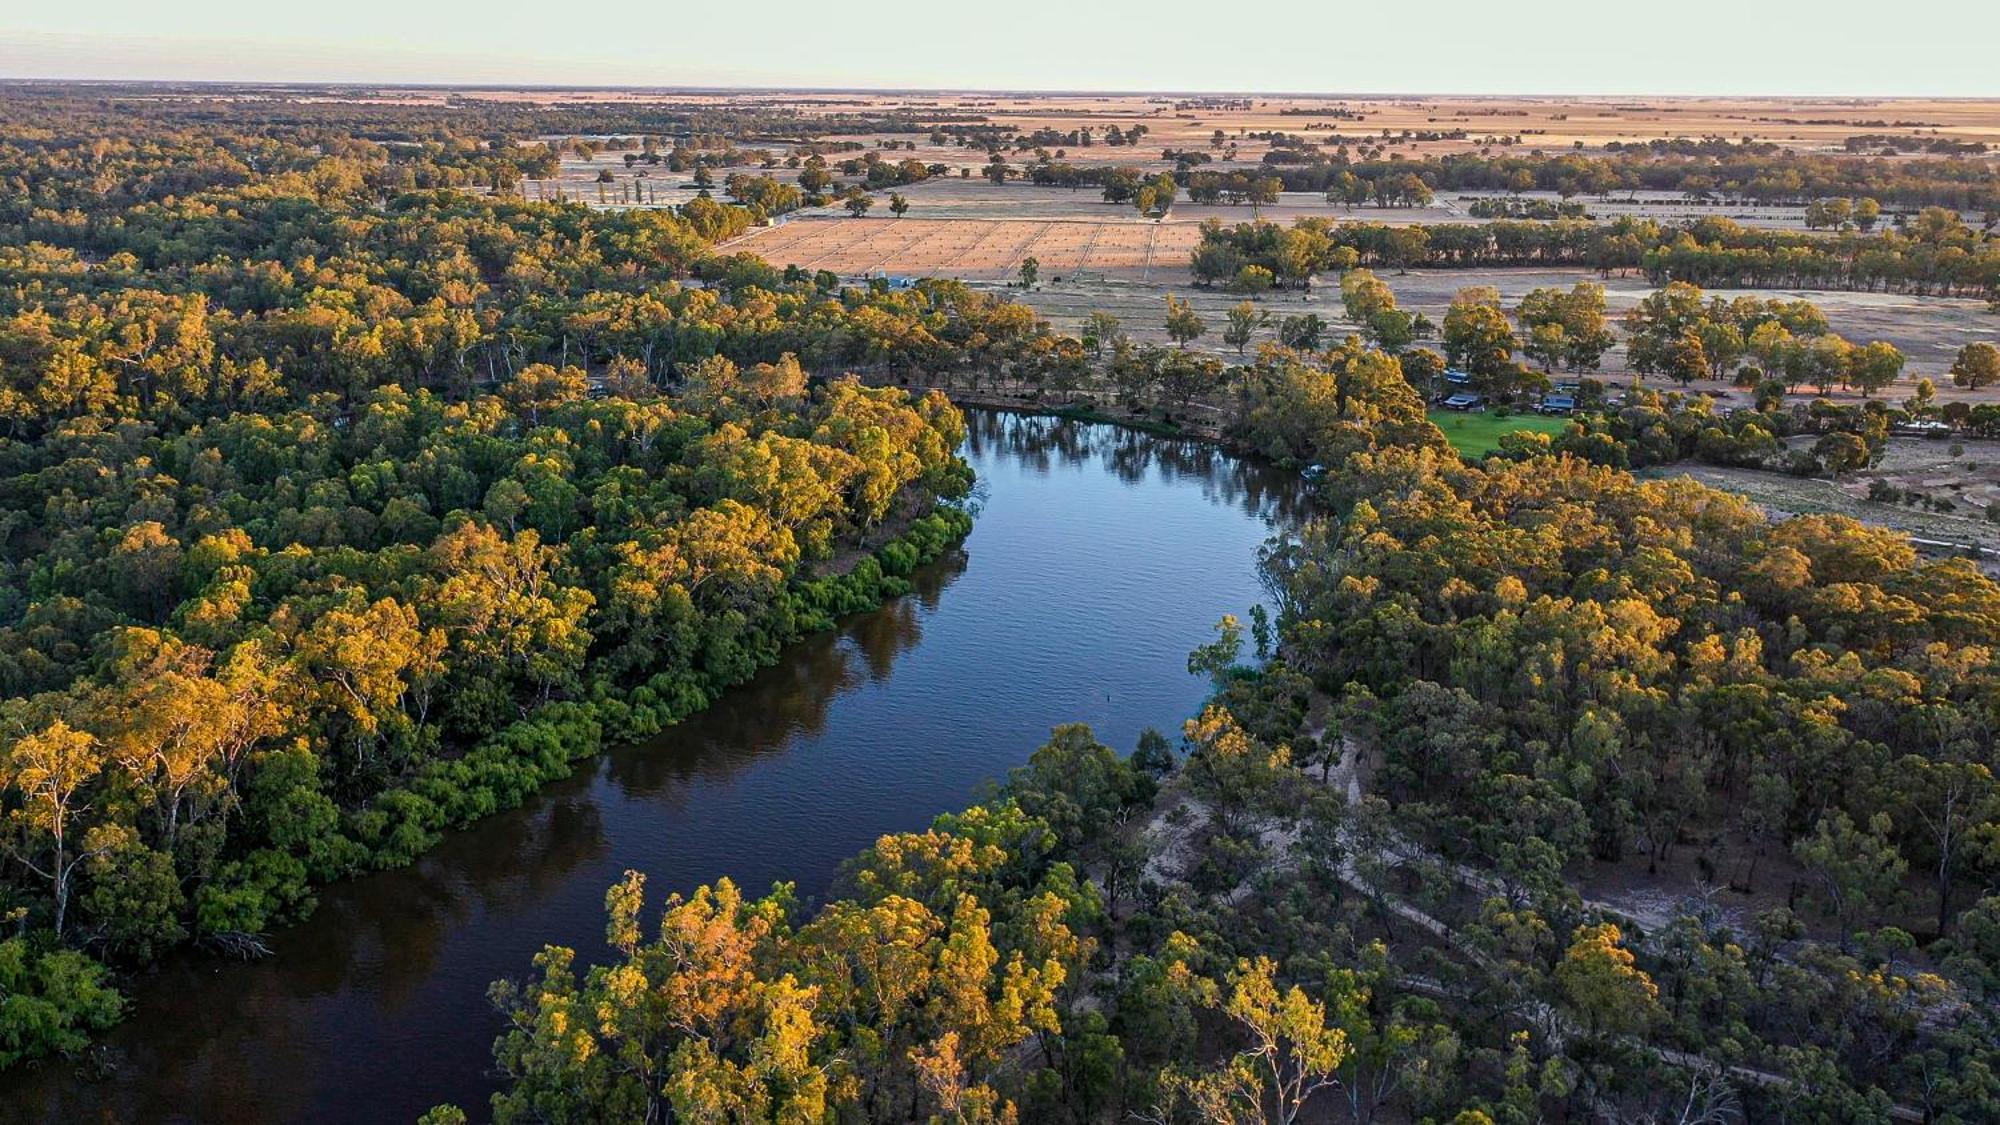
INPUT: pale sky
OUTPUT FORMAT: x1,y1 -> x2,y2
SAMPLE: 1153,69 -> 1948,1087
4,1 -> 1996,96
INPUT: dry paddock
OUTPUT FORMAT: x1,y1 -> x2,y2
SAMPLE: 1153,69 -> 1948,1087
720,215 -> 1204,281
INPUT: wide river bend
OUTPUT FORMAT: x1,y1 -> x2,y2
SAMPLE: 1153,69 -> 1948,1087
11,409 -> 1305,1123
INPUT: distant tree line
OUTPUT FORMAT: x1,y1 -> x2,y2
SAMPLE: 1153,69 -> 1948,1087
1190,213 -> 2000,301
1250,148 -> 2000,213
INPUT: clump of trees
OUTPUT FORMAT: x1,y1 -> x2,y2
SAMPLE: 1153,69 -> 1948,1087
1621,280 -> 1908,398
1803,195 -> 1884,231
1465,196 -> 1591,220
1516,281 -> 1616,373
1185,170 -> 1283,208
1953,341 -> 2000,390
723,172 -> 803,219
1336,269 -> 1426,353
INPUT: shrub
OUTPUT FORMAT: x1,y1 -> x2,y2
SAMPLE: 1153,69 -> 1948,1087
0,939 -> 123,1067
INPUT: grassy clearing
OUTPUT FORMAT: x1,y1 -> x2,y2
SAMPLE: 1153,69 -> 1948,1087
1428,408 -> 1570,456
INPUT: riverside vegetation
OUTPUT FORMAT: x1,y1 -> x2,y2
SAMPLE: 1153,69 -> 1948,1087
0,94 -> 1039,1067
454,320 -> 2000,1121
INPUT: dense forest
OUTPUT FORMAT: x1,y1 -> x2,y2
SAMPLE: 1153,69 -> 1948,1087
0,92 -> 1070,1067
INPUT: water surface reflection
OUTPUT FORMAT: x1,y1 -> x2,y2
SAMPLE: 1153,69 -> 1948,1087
10,411 -> 1299,1123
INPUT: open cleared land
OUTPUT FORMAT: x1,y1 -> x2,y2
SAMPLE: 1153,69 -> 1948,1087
617,174 -> 1830,233
543,88 -> 2000,237
1666,435 -> 2000,558
784,177 -> 1466,226
1356,269 -> 2000,375
646,90 -> 2000,162
725,215 -> 1202,281
1429,407 -> 1571,456
416,89 -> 2000,158
969,271 -> 1999,399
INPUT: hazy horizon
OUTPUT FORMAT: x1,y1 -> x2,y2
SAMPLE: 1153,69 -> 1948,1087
6,0 -> 1998,98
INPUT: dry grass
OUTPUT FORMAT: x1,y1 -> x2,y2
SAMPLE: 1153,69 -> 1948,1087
723,215 -> 1205,281
1663,435 -> 2000,563
454,90 -> 2000,232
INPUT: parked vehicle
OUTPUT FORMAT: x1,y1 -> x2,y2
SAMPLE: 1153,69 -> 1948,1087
1537,394 -> 1576,415
1893,420 -> 1954,438
1442,392 -> 1485,411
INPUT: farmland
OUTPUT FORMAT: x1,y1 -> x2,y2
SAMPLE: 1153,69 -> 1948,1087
536,89 -> 2000,162
725,215 -> 1197,281
922,270 -> 1996,408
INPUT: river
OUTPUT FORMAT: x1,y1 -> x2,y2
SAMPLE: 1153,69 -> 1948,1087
11,409 -> 1305,1124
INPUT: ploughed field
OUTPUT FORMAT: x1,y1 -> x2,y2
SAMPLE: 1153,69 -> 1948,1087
725,215 -> 1204,281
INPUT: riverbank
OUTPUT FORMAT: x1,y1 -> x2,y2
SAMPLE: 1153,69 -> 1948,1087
890,379 -> 2000,573
858,378 -> 1231,445
6,500 -> 974,1087
4,410 -> 1300,1123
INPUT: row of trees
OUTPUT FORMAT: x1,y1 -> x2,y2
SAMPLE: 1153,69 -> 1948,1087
1190,212 -> 2000,301
1619,281 -> 1908,394
1803,195 -> 1886,231
1246,147 -> 2000,213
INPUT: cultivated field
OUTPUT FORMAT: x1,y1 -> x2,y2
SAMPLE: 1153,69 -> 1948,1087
725,215 -> 1204,281
716,177 -> 1469,282
521,91 -> 2000,235
164,88 -> 2000,207
518,87 -> 2000,416
789,92 -> 2000,164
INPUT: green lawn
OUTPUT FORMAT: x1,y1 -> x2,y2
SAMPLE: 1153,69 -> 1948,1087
1427,408 -> 1570,456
